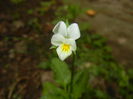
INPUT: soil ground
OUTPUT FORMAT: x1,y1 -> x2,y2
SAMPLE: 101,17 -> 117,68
0,0 -> 61,98
70,0 -> 133,68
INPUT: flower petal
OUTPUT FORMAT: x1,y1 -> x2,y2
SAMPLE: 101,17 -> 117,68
51,34 -> 65,46
56,45 -> 72,61
53,21 -> 67,37
67,23 -> 80,40
65,39 -> 77,51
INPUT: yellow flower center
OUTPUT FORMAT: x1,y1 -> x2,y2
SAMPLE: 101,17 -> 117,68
61,44 -> 71,52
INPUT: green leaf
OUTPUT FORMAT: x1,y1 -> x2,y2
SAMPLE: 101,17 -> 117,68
65,19 -> 69,27
119,70 -> 129,87
51,58 -> 71,87
95,90 -> 109,99
38,61 -> 49,69
50,46 -> 57,49
79,22 -> 91,31
72,70 -> 89,99
41,82 -> 69,99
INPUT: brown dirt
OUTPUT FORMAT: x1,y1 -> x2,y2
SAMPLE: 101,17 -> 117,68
0,0 -> 62,99
70,0 -> 133,68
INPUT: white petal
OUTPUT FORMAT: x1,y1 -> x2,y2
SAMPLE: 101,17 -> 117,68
53,21 -> 67,37
56,45 -> 72,61
67,23 -> 80,40
65,39 -> 77,51
51,34 -> 65,46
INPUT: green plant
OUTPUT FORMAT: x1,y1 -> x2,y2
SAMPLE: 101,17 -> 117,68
39,1 -> 131,99
27,18 -> 41,32
10,0 -> 25,4
52,4 -> 82,24
40,31 -> 132,99
40,58 -> 89,99
37,0 -> 55,15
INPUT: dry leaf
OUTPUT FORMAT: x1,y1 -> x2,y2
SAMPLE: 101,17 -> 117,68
86,9 -> 96,16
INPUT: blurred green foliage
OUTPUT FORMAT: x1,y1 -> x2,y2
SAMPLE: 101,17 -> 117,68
27,0 -> 55,16
77,33 -> 132,99
52,4 -> 83,24
36,0 -> 55,15
41,82 -> 69,99
2,0 -> 132,98
10,0 -> 25,4
10,0 -> 131,98
41,1 -> 133,99
40,29 -> 133,99
40,58 -> 90,99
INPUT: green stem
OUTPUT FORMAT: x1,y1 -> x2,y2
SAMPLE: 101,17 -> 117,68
70,53 -> 75,99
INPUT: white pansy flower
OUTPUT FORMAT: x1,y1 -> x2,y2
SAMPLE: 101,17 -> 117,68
51,21 -> 80,61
